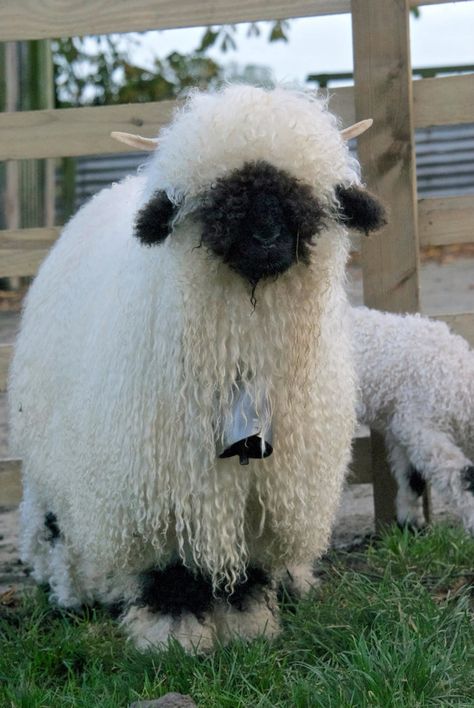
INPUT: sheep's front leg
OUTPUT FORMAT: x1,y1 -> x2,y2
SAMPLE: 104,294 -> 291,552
213,567 -> 280,645
385,437 -> 425,530
390,421 -> 474,534
121,563 -> 217,653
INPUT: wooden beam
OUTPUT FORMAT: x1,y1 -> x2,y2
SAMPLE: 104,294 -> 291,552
352,0 -> 420,313
0,458 -> 22,507
0,344 -> 13,392
0,100 -> 176,161
352,0 -> 420,528
413,74 -> 474,128
0,226 -> 60,278
1,73 -> 471,162
0,0 -> 467,41
348,435 -> 373,483
418,195 -> 474,247
433,312 -> 474,347
0,1 -> 348,42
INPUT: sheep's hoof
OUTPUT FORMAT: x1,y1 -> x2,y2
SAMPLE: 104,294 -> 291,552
396,519 -> 427,535
213,588 -> 280,645
277,563 -> 320,600
121,606 -> 217,653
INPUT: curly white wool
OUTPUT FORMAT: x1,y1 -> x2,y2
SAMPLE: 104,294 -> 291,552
10,86 -> 357,610
352,306 -> 474,532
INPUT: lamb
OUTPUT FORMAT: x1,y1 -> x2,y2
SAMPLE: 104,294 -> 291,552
9,85 -> 385,652
351,305 -> 474,534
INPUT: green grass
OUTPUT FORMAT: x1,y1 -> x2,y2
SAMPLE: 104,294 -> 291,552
1,525 -> 473,707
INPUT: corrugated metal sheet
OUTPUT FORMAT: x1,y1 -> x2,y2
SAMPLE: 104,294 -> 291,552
66,123 -> 474,211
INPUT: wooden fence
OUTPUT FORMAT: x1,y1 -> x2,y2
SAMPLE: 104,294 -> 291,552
1,0 -> 473,528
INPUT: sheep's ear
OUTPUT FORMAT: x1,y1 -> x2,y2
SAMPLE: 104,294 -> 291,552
135,191 -> 178,246
335,185 -> 387,233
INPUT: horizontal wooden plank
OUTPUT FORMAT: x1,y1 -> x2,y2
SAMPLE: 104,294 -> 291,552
418,195 -> 474,247
0,0 -> 463,40
0,101 -> 176,161
2,72 -> 471,162
413,74 -> 474,129
434,312 -> 474,347
0,459 -> 22,507
0,227 -> 60,278
0,0 -> 348,41
0,345 -> 12,393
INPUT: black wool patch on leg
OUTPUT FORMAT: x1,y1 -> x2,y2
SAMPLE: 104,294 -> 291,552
220,566 -> 271,611
44,512 -> 61,543
460,465 -> 474,494
408,466 -> 426,497
138,563 -> 214,618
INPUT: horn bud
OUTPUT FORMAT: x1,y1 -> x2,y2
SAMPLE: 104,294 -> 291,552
110,131 -> 158,151
340,119 -> 373,141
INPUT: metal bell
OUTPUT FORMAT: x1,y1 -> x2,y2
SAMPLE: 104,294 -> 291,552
217,381 -> 273,465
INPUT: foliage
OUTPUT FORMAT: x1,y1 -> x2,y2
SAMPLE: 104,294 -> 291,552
51,22 -> 289,108
1,524 -> 473,707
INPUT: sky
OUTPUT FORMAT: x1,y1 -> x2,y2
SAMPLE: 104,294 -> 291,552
128,1 -> 474,85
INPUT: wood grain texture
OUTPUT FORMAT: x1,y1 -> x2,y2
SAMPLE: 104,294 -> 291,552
0,227 -> 60,278
348,436 -> 373,483
0,0 -> 348,42
1,75 -> 471,161
0,459 -> 22,507
413,74 -> 474,128
0,100 -> 176,161
352,0 -> 420,526
0,0 -> 464,40
418,195 -> 474,247
434,312 -> 474,347
352,0 -> 420,314
0,345 -> 13,393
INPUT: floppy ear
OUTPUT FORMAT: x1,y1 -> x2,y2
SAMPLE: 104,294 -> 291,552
335,185 -> 387,234
135,191 -> 178,246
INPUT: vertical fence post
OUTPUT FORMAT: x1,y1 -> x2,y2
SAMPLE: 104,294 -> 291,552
351,0 -> 421,531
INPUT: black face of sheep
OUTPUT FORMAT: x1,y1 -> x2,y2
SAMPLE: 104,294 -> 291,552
135,160 -> 325,286
195,161 -> 326,286
135,160 -> 386,286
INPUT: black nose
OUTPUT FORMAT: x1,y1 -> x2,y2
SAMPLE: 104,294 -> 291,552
253,229 -> 280,245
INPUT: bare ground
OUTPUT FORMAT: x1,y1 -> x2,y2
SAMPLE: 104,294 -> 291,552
1,256 -> 473,592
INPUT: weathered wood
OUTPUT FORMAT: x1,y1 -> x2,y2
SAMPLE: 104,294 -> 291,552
0,344 -> 13,392
352,0 -> 420,313
2,73 -> 469,162
0,0 -> 465,41
370,431 -> 398,531
348,435 -> 373,483
352,0 -> 420,526
0,226 -> 60,278
434,312 -> 474,347
413,74 -> 474,128
0,0 -> 348,42
0,458 -> 22,507
0,100 -> 176,161
418,195 -> 474,248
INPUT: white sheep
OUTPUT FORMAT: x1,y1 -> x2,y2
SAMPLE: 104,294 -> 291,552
9,85 -> 385,652
351,305 -> 474,533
